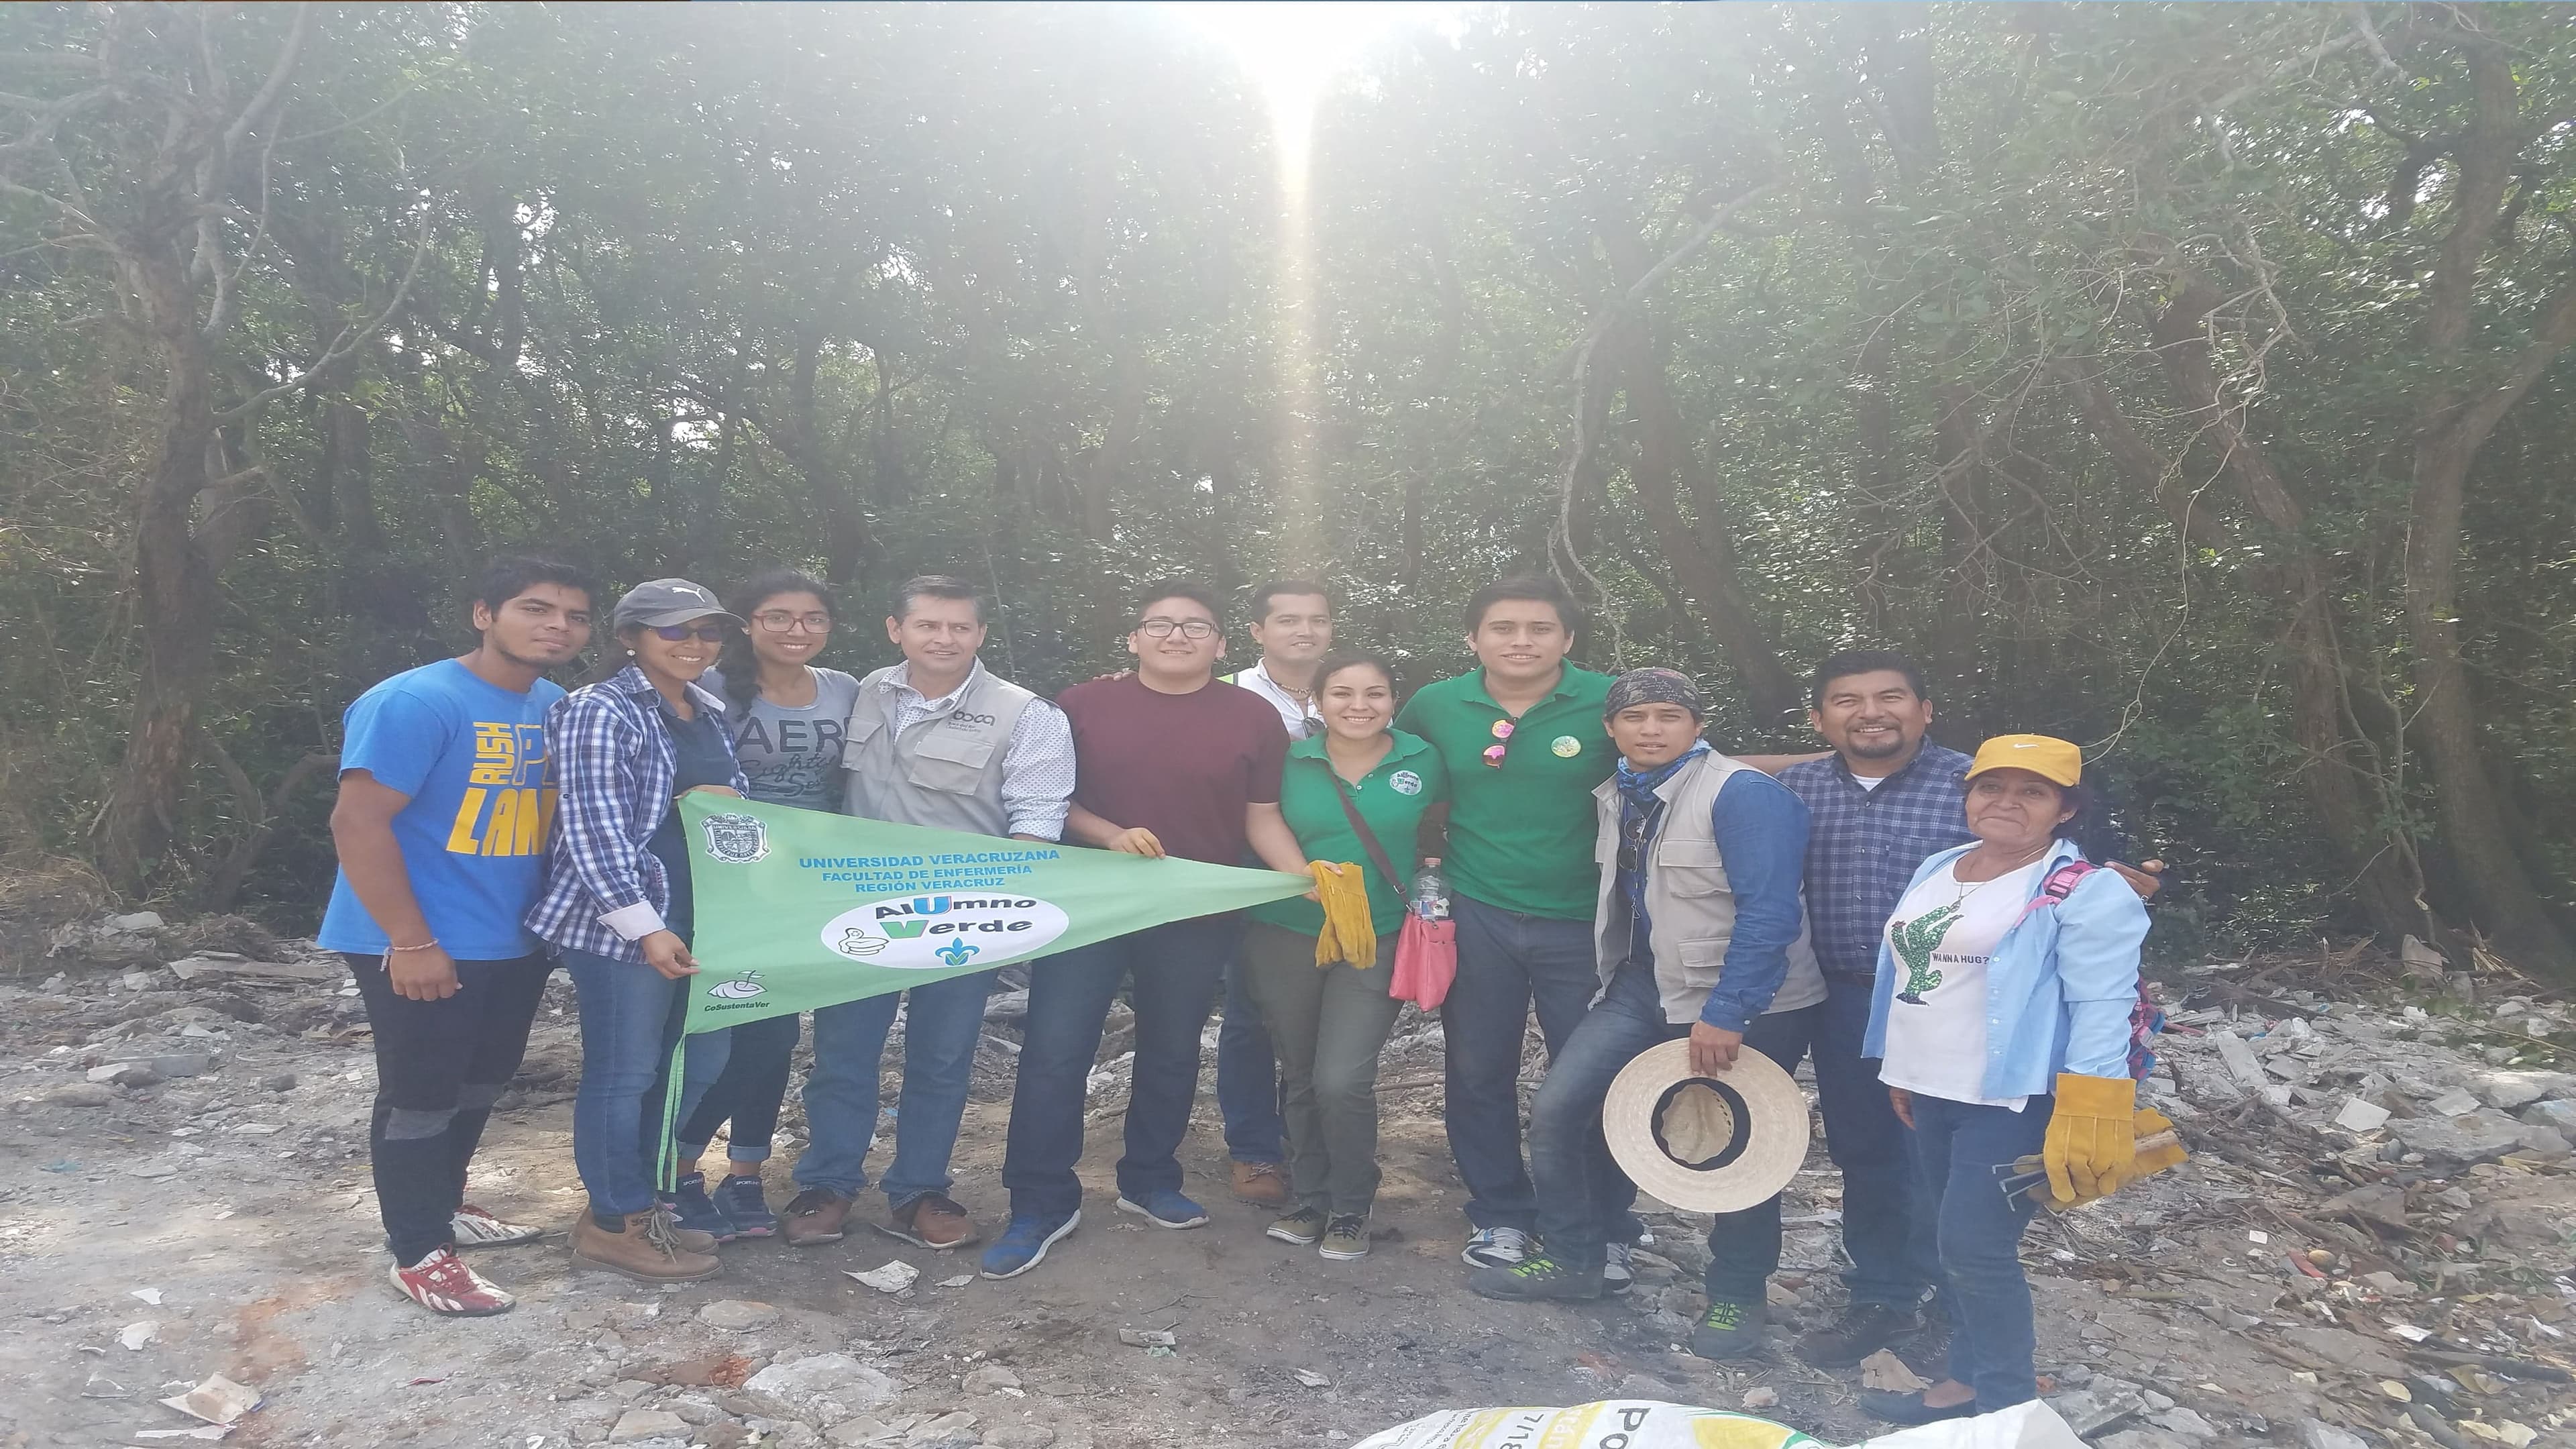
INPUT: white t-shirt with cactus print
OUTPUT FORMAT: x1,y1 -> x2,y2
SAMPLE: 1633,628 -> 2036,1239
1878,857 -> 2049,1111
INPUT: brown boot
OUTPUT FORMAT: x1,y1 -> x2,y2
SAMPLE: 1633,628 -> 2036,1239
1231,1160 -> 1292,1208
572,1211 -> 719,1283
781,1187 -> 854,1246
879,1193 -> 980,1250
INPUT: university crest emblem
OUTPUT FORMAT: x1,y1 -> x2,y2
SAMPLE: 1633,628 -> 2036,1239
700,812 -> 770,864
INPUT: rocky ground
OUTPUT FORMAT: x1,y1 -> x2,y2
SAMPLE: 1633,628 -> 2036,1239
3,914 -> 2571,1449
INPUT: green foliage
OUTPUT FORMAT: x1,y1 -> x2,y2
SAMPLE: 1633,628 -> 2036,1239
2,3 -> 2571,965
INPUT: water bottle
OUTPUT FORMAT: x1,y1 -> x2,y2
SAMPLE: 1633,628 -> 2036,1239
1409,864 -> 1450,922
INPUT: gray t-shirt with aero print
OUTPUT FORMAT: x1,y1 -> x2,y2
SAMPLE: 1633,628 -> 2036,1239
707,666 -> 863,811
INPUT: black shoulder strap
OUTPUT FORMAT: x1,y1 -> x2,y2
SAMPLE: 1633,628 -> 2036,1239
1326,773 -> 1408,899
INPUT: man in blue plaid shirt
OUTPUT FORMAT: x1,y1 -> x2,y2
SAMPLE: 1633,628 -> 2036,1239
1772,651 -> 1976,1368
1771,650 -> 2160,1368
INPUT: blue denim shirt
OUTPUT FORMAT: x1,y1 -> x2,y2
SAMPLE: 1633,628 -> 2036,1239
1863,839 -> 2146,1099
1780,743 -> 1977,981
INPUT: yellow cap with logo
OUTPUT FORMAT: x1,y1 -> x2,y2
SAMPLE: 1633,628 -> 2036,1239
1966,734 -> 2084,788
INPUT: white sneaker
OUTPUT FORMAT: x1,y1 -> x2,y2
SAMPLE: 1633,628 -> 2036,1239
1604,1240 -> 1635,1295
451,1203 -> 545,1248
1462,1225 -> 1529,1269
389,1247 -> 515,1316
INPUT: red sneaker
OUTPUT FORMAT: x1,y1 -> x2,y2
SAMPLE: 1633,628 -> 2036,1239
451,1203 -> 543,1248
390,1247 -> 516,1316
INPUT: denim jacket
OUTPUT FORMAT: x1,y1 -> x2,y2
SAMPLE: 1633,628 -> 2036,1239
525,665 -> 748,962
1863,838 -> 2145,1099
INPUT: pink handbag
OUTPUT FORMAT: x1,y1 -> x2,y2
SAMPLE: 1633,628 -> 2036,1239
1391,910 -> 1456,1010
1325,773 -> 1454,1009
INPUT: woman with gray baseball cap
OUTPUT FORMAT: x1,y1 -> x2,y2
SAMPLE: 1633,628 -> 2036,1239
527,578 -> 752,1283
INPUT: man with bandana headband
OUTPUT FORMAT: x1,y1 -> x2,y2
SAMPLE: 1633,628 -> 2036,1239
1468,667 -> 1825,1367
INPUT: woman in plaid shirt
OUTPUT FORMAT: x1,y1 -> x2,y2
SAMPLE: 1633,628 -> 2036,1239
527,578 -> 751,1284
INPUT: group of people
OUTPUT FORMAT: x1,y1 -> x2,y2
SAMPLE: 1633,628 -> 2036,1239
321,555 -> 2165,1425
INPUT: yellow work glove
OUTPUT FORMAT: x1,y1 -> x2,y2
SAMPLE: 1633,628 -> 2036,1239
1309,861 -> 1377,968
2131,1106 -> 2188,1178
2043,1073 -> 2137,1206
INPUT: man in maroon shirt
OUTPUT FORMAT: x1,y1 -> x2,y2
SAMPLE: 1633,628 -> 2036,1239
981,581 -> 1311,1279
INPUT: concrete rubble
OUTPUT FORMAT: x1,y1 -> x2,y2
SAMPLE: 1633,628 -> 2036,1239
0,912 -> 2568,1449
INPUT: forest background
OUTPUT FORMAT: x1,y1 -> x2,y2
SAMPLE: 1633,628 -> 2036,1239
3,3 -> 2573,983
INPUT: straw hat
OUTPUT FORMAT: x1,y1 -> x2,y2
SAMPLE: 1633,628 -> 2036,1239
1602,1038 -> 1811,1214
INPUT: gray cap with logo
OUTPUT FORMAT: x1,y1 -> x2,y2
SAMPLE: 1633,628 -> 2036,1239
610,578 -> 744,630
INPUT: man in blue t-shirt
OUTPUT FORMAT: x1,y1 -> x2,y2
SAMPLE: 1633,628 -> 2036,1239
318,556 -> 596,1317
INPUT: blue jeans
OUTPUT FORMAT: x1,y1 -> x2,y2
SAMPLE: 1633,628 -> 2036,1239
794,969 -> 997,1208
564,948 -> 732,1220
1216,945 -> 1285,1164
1442,894 -> 1603,1232
678,1010 -> 801,1165
1909,1091 -> 2055,1408
1002,915 -> 1239,1220
1732,975 -> 1936,1308
1527,955 -> 1822,1301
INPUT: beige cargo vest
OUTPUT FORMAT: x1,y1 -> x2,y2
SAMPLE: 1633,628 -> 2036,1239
1591,750 -> 1828,1025
842,663 -> 1037,837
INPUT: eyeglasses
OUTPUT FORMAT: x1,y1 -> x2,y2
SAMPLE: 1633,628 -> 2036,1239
1138,618 -> 1218,641
649,623 -> 732,643
1482,718 -> 1515,768
753,612 -> 833,634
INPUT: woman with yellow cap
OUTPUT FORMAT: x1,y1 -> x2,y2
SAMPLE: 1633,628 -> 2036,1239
1858,735 -> 2165,1424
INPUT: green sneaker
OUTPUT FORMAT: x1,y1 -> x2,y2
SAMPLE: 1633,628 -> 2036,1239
1267,1207 -> 1328,1245
1468,1253 -> 1606,1301
1690,1299 -> 1768,1360
1319,1214 -> 1370,1261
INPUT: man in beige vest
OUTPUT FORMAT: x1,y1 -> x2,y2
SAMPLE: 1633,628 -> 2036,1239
779,576 -> 1075,1252
1469,667 -> 1825,1366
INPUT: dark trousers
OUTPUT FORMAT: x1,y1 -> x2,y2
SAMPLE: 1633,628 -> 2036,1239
1216,943 -> 1285,1164
678,1010 -> 802,1165
345,952 -> 551,1265
1002,915 -> 1240,1220
1527,955 -> 1823,1303
1733,974 -> 1937,1307
1441,894 -> 1602,1232
1240,923 -> 1403,1215
1909,1091 -> 2055,1407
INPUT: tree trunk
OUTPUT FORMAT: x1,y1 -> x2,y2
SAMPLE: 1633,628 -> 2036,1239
788,337 -> 873,586
2387,29 -> 2576,981
2405,434 -> 2575,976
2059,360 -> 2429,941
95,245 -> 223,894
1078,352 -> 1149,659
1598,296 -> 1802,722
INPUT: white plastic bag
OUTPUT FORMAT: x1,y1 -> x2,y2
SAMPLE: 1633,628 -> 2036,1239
1346,1399 -> 1820,1449
1346,1397 -> 2084,1449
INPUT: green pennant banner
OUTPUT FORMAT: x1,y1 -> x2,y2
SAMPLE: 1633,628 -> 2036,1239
676,794 -> 1311,1034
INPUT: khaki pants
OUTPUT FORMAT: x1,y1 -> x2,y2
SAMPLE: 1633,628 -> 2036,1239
1240,920 -> 1405,1216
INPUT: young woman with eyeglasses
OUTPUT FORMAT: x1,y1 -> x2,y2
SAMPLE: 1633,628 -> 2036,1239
662,570 -> 861,1244
527,578 -> 751,1283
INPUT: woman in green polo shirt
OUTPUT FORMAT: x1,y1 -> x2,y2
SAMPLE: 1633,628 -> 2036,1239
1243,651 -> 1449,1263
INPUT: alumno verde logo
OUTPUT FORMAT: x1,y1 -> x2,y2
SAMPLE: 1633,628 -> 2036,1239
820,893 -> 1071,970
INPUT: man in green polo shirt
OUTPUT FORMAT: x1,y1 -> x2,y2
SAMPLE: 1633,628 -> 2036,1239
1394,576 -> 1616,1273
